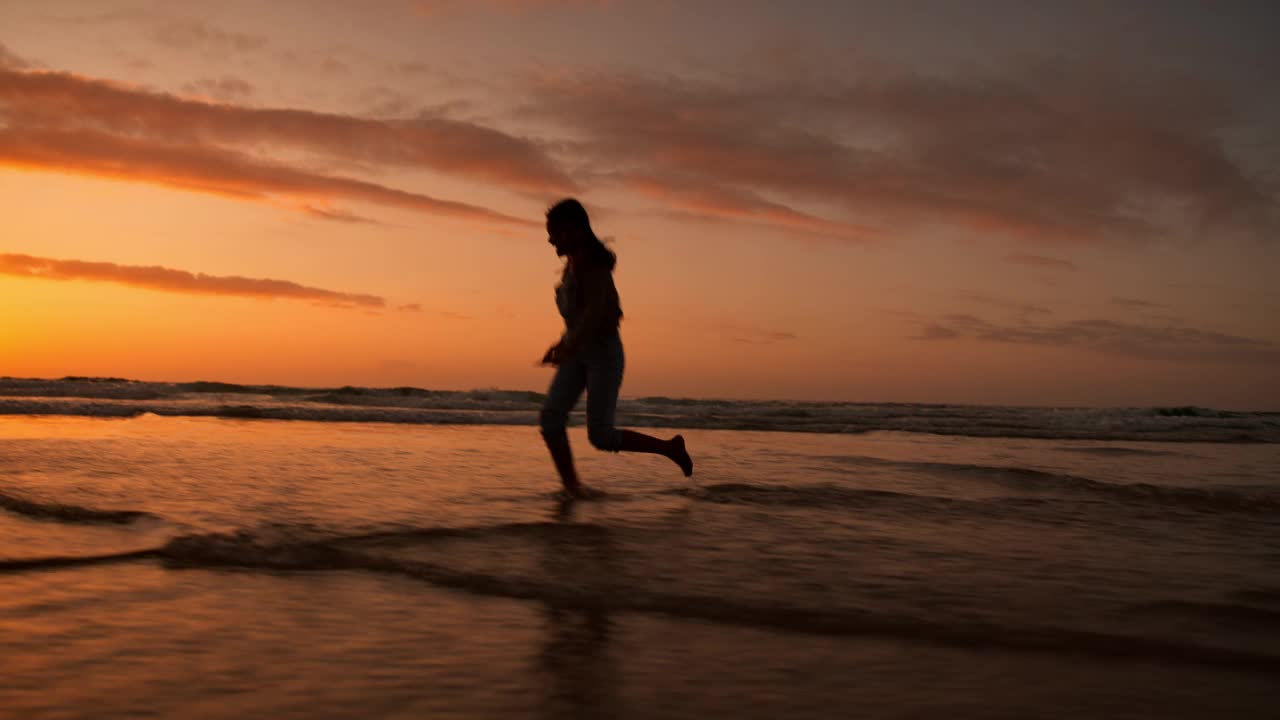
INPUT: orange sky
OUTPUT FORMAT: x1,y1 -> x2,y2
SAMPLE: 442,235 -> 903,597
1,1 -> 1278,408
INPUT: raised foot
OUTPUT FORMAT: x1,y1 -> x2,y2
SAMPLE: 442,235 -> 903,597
670,435 -> 693,477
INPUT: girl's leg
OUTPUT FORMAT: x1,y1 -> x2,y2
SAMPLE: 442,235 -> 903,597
585,335 -> 693,477
540,357 -> 587,492
617,430 -> 694,477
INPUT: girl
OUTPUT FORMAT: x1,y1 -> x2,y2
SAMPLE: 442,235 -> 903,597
538,198 -> 693,496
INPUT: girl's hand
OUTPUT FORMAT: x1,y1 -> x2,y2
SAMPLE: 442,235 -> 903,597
540,342 -> 565,366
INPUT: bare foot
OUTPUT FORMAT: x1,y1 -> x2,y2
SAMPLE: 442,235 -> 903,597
669,435 -> 693,477
559,483 -> 605,500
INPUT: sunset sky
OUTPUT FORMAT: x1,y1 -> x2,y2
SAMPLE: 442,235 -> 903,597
2,0 -> 1277,408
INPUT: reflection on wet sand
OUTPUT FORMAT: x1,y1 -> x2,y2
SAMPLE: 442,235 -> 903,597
537,498 -> 620,719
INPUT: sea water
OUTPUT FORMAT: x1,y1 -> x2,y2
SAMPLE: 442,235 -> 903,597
0,379 -> 1278,718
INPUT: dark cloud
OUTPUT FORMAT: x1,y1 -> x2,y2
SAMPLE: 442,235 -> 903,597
0,252 -> 385,308
913,313 -> 1277,363
529,62 -> 1277,245
1005,253 -> 1078,271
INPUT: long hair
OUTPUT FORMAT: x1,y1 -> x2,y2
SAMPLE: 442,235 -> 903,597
546,198 -> 616,271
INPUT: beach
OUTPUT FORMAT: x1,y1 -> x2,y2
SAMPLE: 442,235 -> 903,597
6,2 -> 1279,715
2,386 -> 1278,718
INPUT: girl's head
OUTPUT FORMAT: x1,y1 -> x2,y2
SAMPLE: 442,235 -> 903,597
546,198 -> 616,270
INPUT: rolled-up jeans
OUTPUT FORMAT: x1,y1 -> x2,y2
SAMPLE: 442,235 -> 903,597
539,331 -> 625,451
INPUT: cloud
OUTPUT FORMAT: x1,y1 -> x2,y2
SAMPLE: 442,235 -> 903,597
959,292 -> 1053,316
0,64 -> 576,202
0,43 -> 28,69
0,252 -> 387,308
300,204 -> 384,225
414,0 -> 613,14
1005,253 -> 1078,271
913,313 -> 1278,363
148,19 -> 267,53
397,61 -> 434,75
717,324 -> 799,345
180,76 -> 255,102
360,86 -> 415,117
397,303 -> 424,312
320,56 -> 348,74
0,126 -> 536,228
529,62 -> 1277,246
916,324 -> 961,340
1111,297 -> 1168,309
620,173 -> 876,242
49,10 -> 268,56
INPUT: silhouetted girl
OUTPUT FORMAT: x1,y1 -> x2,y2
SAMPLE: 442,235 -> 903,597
538,198 -> 693,496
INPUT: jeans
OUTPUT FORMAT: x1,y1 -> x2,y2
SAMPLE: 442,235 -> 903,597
539,331 -> 625,451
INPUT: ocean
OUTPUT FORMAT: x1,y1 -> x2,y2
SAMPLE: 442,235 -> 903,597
1,377 -> 1277,719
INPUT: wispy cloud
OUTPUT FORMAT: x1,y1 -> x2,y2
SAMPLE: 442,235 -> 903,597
0,127 -> 535,228
148,18 -> 267,54
1005,253 -> 1078,271
47,10 -> 268,56
0,60 -> 573,224
1111,296 -> 1168,309
959,292 -> 1053,316
717,324 -> 799,345
913,313 -> 1277,363
300,204 -> 385,225
0,252 -> 389,309
621,173 -> 876,242
0,64 -> 575,194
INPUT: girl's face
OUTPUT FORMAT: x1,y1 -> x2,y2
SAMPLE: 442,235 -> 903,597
547,223 -> 579,257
